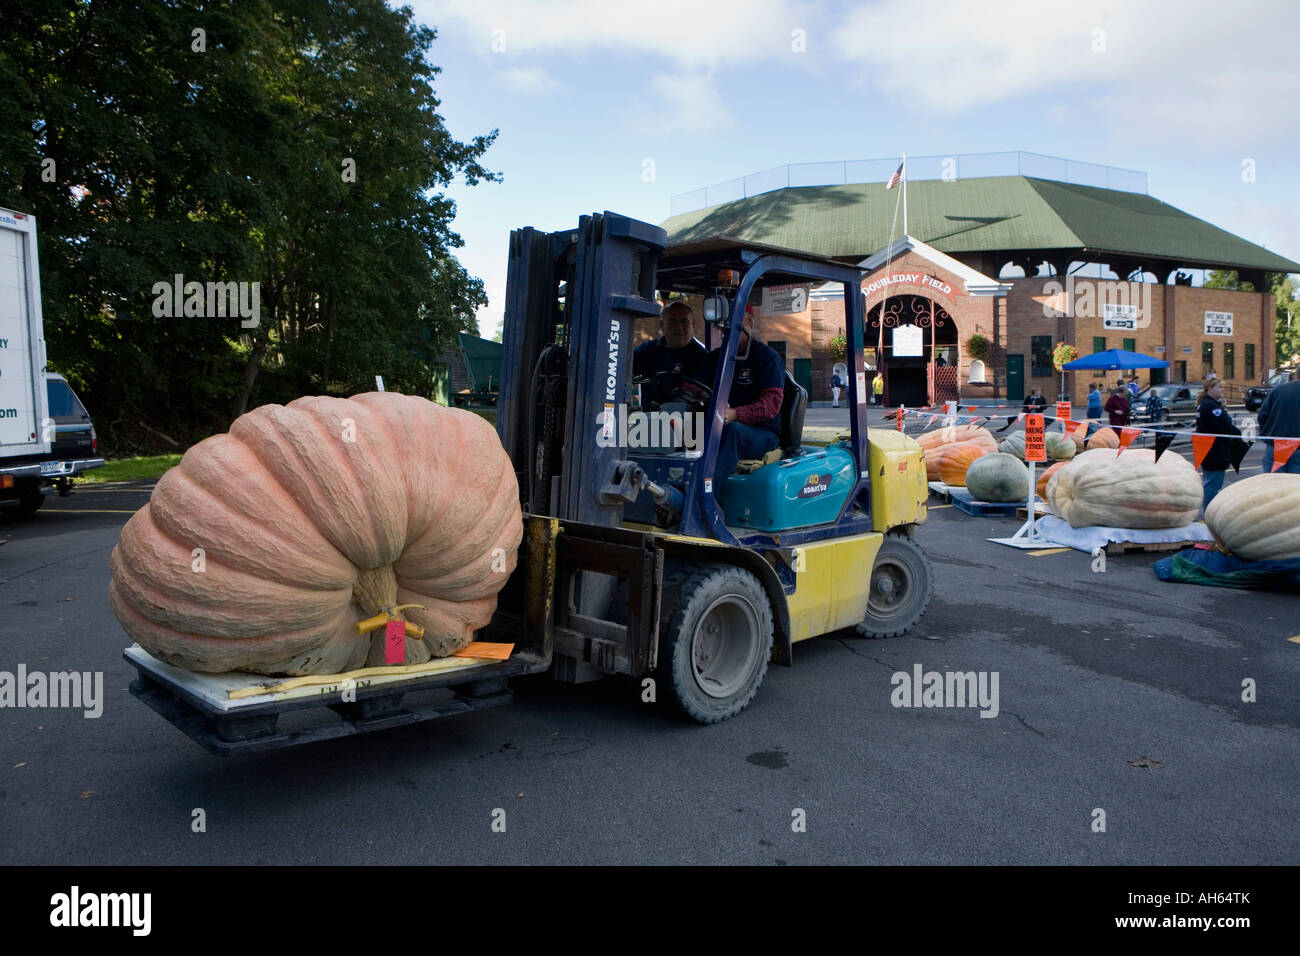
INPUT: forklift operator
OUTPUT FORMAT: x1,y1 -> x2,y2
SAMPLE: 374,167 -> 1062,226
632,300 -> 708,407
708,306 -> 785,489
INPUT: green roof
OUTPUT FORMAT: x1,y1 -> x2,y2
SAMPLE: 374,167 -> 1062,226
660,176 -> 1300,274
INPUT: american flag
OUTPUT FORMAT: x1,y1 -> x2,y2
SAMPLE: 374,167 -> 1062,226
886,160 -> 904,190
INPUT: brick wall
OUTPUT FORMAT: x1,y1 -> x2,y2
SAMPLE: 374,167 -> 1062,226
1002,277 -> 1271,405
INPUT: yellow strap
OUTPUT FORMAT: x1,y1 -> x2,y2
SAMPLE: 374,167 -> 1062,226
355,603 -> 427,639
227,656 -> 480,700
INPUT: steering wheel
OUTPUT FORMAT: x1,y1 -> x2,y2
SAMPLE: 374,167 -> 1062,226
640,371 -> 713,411
670,375 -> 713,409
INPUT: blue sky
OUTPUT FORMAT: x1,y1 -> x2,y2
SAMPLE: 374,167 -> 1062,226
409,0 -> 1300,337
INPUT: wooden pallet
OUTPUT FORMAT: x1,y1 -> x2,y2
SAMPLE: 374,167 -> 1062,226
1103,538 -> 1201,556
1015,502 -> 1052,519
927,481 -> 954,502
949,489 -> 1021,516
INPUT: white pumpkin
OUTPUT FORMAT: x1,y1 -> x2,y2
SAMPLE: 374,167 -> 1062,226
1204,473 -> 1300,561
1046,448 -> 1201,529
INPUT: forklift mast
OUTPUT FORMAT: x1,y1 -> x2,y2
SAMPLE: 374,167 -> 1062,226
498,212 -> 665,527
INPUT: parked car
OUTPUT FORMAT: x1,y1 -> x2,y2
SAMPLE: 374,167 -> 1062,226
1132,383 -> 1197,422
1244,370 -> 1295,412
0,372 -> 104,516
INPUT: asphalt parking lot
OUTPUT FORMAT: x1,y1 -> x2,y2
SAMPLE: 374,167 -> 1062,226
2,448 -> 1296,866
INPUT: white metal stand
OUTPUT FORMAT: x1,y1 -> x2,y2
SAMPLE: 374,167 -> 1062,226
990,459 -> 1051,549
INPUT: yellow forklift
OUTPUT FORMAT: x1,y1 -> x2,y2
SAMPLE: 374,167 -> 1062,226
489,212 -> 932,723
126,211 -> 933,753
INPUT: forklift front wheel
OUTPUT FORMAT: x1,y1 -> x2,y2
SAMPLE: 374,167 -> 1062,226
856,532 -> 934,639
658,564 -> 773,724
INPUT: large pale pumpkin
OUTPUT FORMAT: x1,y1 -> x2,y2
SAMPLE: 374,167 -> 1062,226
1000,431 -> 1075,462
110,392 -> 522,675
920,426 -> 997,481
937,442 -> 989,486
1204,473 -> 1300,561
1046,448 -> 1200,529
965,453 -> 1030,502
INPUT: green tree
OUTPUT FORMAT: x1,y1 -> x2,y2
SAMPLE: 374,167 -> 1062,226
0,0 -> 497,447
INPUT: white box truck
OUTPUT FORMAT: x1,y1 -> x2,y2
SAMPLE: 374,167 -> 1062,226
1,206 -> 103,514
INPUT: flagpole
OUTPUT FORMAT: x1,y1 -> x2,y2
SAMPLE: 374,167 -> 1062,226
902,153 -> 908,236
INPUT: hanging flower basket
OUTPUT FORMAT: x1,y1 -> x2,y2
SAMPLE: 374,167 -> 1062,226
1052,343 -> 1078,372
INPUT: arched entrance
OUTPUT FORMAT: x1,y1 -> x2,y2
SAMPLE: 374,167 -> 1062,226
868,295 -> 957,408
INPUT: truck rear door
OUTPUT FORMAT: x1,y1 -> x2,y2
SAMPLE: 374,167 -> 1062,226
0,208 -> 50,462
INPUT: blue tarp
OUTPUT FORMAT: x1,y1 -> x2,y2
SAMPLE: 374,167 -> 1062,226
1154,548 -> 1300,592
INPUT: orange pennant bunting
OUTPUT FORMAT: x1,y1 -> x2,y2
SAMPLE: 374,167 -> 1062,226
1190,434 -> 1215,470
1071,420 -> 1089,442
1271,439 -> 1300,472
1115,426 -> 1140,455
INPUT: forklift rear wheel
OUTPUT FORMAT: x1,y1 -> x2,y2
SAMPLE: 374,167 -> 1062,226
856,532 -> 934,639
657,564 -> 773,724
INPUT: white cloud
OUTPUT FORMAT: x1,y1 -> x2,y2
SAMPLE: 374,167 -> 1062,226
499,66 -> 561,94
417,0 -> 816,66
827,0 -> 1300,141
646,70 -> 735,135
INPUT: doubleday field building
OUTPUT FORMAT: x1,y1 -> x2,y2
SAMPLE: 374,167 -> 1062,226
655,151 -> 1299,408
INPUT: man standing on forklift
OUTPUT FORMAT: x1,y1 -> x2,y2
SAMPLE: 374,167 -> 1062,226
708,305 -> 786,489
633,300 -> 708,406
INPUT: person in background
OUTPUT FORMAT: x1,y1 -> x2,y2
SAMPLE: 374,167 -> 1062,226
872,371 -> 884,406
1086,382 -> 1103,419
1194,376 -> 1243,513
1126,375 -> 1141,399
1104,385 -> 1130,435
1258,370 -> 1300,474
830,369 -> 843,408
1023,387 -> 1047,413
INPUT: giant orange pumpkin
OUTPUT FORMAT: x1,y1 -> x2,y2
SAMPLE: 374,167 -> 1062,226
1035,460 -> 1067,499
920,426 -> 998,481
937,443 -> 989,487
1085,427 -> 1120,450
109,392 -> 523,675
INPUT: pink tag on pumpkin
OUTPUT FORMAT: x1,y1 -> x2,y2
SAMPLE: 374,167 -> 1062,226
385,620 -> 406,664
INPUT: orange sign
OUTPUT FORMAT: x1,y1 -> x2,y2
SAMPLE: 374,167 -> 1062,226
1024,414 -> 1047,462
1055,402 -> 1071,422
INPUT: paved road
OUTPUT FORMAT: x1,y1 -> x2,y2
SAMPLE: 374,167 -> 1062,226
0,471 -> 1295,865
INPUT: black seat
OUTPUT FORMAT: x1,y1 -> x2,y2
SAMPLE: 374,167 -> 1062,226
780,372 -> 807,456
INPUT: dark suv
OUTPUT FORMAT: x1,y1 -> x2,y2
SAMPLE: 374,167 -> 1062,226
0,373 -> 105,516
1245,370 -> 1294,412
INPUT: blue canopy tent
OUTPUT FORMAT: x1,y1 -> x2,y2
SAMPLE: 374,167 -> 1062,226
1060,348 -> 1171,406
1062,348 -> 1170,371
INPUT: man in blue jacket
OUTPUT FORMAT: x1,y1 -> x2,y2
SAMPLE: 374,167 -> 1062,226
1258,371 -> 1300,473
633,300 -> 709,407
